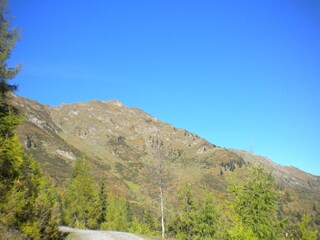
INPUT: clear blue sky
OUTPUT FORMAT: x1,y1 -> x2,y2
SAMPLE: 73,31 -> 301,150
9,0 -> 320,176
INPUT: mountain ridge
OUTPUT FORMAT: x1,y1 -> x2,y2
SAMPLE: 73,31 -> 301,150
13,93 -> 318,177
9,93 -> 320,224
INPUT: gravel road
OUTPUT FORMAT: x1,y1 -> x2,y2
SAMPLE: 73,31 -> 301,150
59,226 -> 146,240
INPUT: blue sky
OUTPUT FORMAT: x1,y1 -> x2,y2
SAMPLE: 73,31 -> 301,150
9,0 -> 320,175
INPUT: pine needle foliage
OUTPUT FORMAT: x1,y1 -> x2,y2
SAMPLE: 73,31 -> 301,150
62,159 -> 99,229
0,0 -> 21,99
0,2 -> 60,239
169,184 -> 220,239
298,213 -> 318,240
100,194 -> 133,231
228,165 -> 281,239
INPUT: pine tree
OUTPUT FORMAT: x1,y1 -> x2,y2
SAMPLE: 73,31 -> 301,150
0,135 -> 23,198
298,213 -> 317,240
0,0 -> 21,97
0,0 -> 21,199
98,179 -> 107,224
0,0 -> 21,117
32,178 -> 60,240
101,194 -> 132,231
193,192 -> 220,238
173,184 -> 196,239
142,209 -> 158,232
169,185 -> 220,240
228,219 -> 259,240
0,1 -> 60,239
62,159 -> 99,229
228,166 -> 281,239
1,154 -> 60,239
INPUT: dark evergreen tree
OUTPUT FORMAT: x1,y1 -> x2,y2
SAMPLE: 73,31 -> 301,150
0,0 -> 21,195
0,1 -> 21,80
0,0 -> 21,111
98,179 -> 107,224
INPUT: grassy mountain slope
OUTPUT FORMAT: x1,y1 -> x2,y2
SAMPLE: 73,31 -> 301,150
11,94 -> 320,225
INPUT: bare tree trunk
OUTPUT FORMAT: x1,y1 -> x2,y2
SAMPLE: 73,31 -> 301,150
147,130 -> 169,239
160,182 -> 165,239
155,133 -> 165,239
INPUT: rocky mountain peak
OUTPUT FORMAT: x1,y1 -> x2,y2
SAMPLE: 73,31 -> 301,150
105,99 -> 124,107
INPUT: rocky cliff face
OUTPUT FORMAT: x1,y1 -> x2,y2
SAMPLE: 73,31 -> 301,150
11,94 -> 320,216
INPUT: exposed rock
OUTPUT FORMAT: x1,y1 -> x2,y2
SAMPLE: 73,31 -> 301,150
55,149 -> 76,160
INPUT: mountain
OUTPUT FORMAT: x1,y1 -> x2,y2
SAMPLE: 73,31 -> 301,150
10,94 -> 320,223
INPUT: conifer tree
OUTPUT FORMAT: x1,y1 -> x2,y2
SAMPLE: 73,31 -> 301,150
172,184 -> 196,239
101,194 -> 132,231
193,192 -> 220,238
169,185 -> 220,240
0,2 -> 59,238
0,0 -> 21,197
2,156 -> 59,239
62,159 -> 99,229
142,209 -> 158,232
0,0 -> 21,101
0,135 -> 23,198
228,166 -> 281,239
228,219 -> 258,240
298,213 -> 317,240
98,179 -> 107,224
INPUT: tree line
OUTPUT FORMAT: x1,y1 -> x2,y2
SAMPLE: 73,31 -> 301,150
60,158 -> 318,240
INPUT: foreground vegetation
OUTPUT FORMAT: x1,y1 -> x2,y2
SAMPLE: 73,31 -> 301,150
0,1 -> 319,239
59,158 -> 318,240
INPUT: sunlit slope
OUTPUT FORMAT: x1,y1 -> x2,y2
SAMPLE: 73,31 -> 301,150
11,94 -> 320,222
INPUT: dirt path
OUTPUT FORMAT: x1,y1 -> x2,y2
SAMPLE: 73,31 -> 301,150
59,226 -> 146,240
